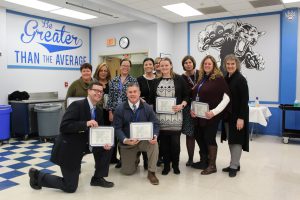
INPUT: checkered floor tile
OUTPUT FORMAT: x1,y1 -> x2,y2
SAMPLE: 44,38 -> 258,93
0,139 -> 55,191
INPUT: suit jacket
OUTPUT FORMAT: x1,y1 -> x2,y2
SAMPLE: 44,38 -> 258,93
50,98 -> 104,169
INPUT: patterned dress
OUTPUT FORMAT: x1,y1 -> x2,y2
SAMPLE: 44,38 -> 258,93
181,71 -> 199,136
156,78 -> 183,131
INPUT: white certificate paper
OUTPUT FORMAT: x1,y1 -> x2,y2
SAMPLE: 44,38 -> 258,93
192,101 -> 209,118
89,127 -> 114,147
156,97 -> 176,114
130,122 -> 153,140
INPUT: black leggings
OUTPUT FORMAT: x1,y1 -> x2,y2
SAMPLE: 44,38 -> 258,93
194,120 -> 220,155
159,130 -> 181,166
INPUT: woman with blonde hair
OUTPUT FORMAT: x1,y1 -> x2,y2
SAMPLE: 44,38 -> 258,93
191,55 -> 230,175
151,57 -> 188,175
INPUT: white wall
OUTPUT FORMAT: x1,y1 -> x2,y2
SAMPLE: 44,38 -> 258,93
0,9 -> 80,104
172,22 -> 188,74
91,21 -> 157,66
157,20 -> 174,59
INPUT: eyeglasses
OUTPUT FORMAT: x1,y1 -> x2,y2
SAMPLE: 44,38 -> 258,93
91,89 -> 103,94
121,65 -> 130,68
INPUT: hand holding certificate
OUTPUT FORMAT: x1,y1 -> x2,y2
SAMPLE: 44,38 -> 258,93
130,122 -> 153,140
89,127 -> 114,147
191,101 -> 209,118
156,97 -> 176,114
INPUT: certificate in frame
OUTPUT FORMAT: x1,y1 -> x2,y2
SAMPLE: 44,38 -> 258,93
130,122 -> 153,140
156,97 -> 176,114
89,127 -> 114,147
191,101 -> 209,118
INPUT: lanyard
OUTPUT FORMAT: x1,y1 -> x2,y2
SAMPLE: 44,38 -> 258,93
118,75 -> 129,93
196,77 -> 207,101
187,71 -> 197,86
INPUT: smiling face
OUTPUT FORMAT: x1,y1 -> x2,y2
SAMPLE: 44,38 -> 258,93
160,60 -> 172,77
88,84 -> 103,105
98,65 -> 109,80
126,85 -> 141,104
203,58 -> 214,74
120,60 -> 131,76
144,60 -> 154,74
81,68 -> 92,83
226,59 -> 237,75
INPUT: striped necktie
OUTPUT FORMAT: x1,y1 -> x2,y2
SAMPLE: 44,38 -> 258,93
133,104 -> 137,113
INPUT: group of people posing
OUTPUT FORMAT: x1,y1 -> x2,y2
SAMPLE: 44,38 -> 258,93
28,54 -> 249,193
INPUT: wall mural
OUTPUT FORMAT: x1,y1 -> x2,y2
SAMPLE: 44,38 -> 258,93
189,14 -> 280,101
198,21 -> 265,72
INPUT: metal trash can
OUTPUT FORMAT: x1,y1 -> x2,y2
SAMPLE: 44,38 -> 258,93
34,103 -> 62,140
0,105 -> 12,145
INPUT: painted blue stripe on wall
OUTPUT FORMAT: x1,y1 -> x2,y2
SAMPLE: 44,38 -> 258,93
7,65 -> 79,71
280,8 -> 298,104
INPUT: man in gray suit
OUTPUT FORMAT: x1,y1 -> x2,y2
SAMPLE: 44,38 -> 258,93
29,81 -> 114,193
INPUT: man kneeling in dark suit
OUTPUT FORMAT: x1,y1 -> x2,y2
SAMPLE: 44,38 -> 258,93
29,81 -> 114,193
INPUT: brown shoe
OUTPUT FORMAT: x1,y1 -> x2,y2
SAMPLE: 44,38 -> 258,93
147,171 -> 159,185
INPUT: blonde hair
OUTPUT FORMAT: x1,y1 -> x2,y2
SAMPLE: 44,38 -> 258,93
198,55 -> 223,82
93,63 -> 111,81
160,57 -> 177,79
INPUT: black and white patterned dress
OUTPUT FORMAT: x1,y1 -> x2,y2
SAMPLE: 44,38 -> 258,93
156,78 -> 183,131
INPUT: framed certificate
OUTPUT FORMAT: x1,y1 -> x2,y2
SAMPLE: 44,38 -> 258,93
192,101 -> 209,118
89,127 -> 114,147
156,97 -> 176,114
130,122 -> 153,140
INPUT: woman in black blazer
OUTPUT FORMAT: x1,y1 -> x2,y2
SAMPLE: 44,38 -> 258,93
221,54 -> 249,178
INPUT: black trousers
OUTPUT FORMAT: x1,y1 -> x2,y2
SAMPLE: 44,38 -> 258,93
38,147 -> 113,193
159,130 -> 181,167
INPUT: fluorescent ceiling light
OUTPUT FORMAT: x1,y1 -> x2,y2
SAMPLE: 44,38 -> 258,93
163,3 -> 203,17
5,0 -> 61,11
50,8 -> 97,20
282,0 -> 300,3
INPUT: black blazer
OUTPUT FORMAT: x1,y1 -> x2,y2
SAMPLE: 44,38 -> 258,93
50,98 -> 104,169
150,74 -> 189,111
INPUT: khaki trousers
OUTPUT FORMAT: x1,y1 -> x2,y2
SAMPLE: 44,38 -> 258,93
119,141 -> 158,175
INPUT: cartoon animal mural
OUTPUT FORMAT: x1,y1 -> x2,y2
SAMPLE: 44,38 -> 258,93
197,21 -> 266,72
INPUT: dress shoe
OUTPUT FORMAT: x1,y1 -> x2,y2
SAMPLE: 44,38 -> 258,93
147,171 -> 159,185
201,166 -> 217,175
90,177 -> 114,188
222,166 -> 240,172
229,168 -> 238,177
173,167 -> 180,175
28,168 -> 41,190
161,165 -> 170,175
115,161 -> 122,168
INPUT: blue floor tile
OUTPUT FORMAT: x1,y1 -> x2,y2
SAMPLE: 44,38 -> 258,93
0,170 -> 25,179
7,162 -> 31,170
2,146 -> 21,151
25,145 -> 41,150
21,150 -> 39,155
40,155 -> 51,160
0,157 -> 9,162
15,155 -> 35,162
36,161 -> 55,168
0,180 -> 19,191
0,151 -> 14,156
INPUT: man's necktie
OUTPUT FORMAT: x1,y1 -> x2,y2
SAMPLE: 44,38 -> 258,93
91,107 -> 96,120
133,104 -> 137,113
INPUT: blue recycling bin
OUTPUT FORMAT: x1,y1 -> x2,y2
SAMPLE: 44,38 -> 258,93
0,105 -> 12,141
